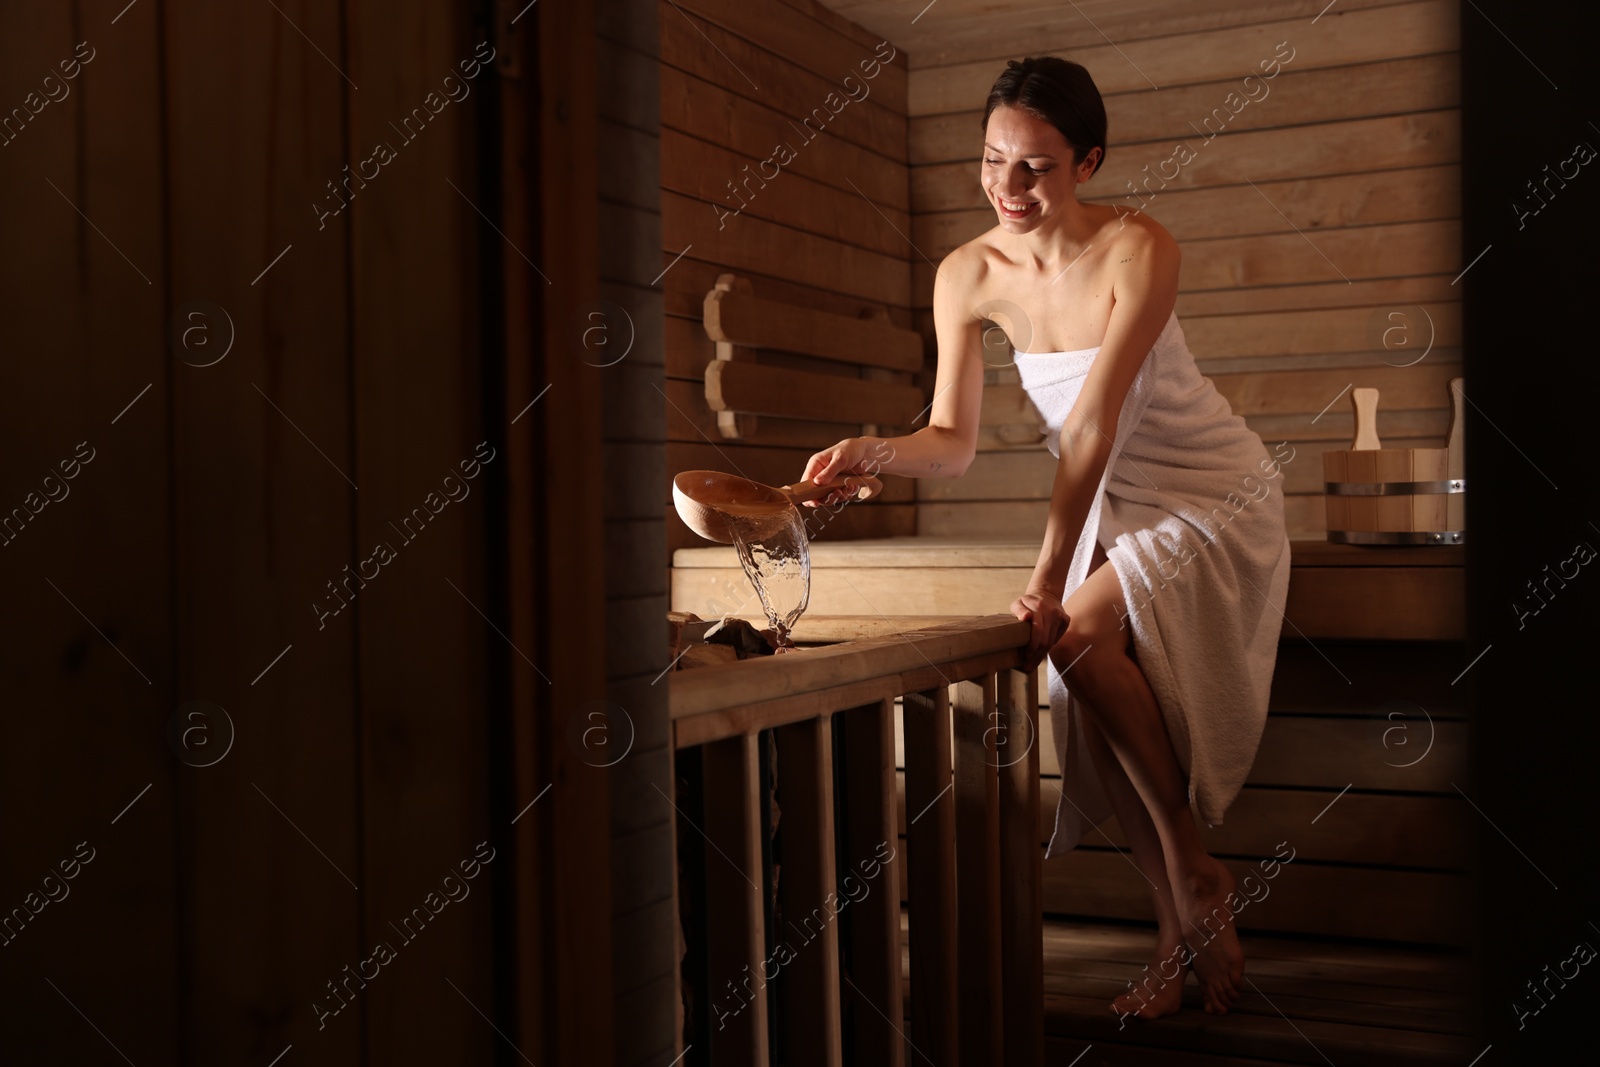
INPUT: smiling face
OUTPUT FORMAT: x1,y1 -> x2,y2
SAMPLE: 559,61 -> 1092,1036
980,104 -> 1101,233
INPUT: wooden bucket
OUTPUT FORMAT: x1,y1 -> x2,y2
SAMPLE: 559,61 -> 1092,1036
1323,379 -> 1465,545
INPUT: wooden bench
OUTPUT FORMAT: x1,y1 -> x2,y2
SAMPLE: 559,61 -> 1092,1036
674,538 -> 1469,933
672,536 -> 1475,1063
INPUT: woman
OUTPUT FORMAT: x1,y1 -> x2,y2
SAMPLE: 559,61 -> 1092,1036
801,56 -> 1292,1020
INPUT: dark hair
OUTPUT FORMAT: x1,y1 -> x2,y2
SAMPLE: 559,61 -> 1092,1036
982,56 -> 1108,177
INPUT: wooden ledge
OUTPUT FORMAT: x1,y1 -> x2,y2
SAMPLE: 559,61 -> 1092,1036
671,537 -> 1465,642
671,535 -> 1038,569
671,613 -> 1026,718
1288,540 -> 1464,567
672,536 -> 1465,570
668,614 -> 1030,747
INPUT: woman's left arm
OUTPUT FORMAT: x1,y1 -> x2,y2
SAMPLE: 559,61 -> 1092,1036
1025,228 -> 1182,604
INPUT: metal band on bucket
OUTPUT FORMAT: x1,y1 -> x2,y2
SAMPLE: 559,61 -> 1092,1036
1323,479 -> 1465,496
1326,530 -> 1465,545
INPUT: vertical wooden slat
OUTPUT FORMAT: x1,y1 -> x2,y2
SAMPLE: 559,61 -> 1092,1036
840,699 -> 905,1067
534,0 -> 615,1060
347,0 -> 496,1060
998,668 -> 1044,1067
903,686 -> 957,1063
0,2 -> 176,1059
497,0 -> 548,1059
774,716 -> 843,1066
953,675 -> 1003,1064
701,734 -> 772,1066
165,0 -> 362,1059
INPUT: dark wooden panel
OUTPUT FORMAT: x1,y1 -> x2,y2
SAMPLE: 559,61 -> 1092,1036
0,2 -> 177,1061
997,669 -> 1043,1067
900,776 -> 1473,869
701,735 -> 771,1064
952,677 -> 1001,1064
839,700 -> 903,1067
347,2 -> 495,1060
1039,917 -> 1473,993
1041,959 -> 1469,1032
1286,567 -> 1466,640
1042,849 -> 1470,944
164,0 -> 363,1058
1270,638 -> 1469,715
1041,1000 -> 1473,1066
899,687 -> 1465,788
901,687 -> 957,1063
773,716 -> 843,1065
535,0 -> 618,1056
900,845 -> 1472,942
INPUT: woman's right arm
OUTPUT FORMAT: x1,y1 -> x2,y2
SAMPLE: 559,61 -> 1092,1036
803,250 -> 986,497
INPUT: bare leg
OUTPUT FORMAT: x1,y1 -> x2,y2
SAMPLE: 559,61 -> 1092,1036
1079,713 -> 1188,1021
1051,560 -> 1243,1014
1068,547 -> 1187,1019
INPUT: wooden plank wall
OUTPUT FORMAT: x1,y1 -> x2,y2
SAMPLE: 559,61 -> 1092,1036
596,1 -> 684,1064
0,1 -> 499,1061
659,0 -> 919,555
0,3 -> 178,1062
905,0 -> 1463,540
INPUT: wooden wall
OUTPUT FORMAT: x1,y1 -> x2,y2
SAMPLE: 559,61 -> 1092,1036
0,3 -> 180,1061
0,0 -> 503,1055
659,0 -> 919,554
0,1 -> 639,1063
905,0 -> 1462,541
596,1 -> 684,1064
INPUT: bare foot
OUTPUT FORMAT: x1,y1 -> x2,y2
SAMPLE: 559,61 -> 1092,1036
1110,930 -> 1188,1026
1178,856 -> 1245,1015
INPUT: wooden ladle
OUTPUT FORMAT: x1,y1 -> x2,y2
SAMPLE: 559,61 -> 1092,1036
673,469 -> 878,544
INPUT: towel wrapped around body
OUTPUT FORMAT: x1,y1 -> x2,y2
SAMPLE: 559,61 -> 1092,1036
1010,308 -> 1293,858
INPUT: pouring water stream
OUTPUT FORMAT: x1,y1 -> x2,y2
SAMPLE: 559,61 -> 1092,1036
672,469 -> 877,652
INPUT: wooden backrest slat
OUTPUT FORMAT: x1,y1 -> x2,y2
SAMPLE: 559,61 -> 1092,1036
704,286 -> 923,371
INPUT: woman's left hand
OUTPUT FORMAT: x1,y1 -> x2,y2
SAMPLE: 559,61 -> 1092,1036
1009,590 -> 1069,673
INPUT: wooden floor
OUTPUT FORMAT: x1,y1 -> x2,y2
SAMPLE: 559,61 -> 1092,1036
900,915 -> 1481,1065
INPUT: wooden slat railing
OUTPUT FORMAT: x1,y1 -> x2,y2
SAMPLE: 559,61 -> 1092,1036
669,614 -> 1043,1066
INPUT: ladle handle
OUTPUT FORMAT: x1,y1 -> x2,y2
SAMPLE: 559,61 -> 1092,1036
781,477 -> 875,504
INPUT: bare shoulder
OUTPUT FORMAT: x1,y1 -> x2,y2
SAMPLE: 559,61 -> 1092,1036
1106,205 -> 1179,266
934,229 -> 1006,315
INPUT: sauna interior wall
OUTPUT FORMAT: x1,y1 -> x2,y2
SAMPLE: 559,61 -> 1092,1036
599,2 -> 684,1065
0,1 -> 496,1062
659,0 -> 917,556
906,0 -> 1462,540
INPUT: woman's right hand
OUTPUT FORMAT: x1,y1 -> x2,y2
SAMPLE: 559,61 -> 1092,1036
801,437 -> 886,508
1009,590 -> 1069,673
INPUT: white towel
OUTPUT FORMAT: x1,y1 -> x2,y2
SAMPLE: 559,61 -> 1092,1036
1010,309 -> 1293,858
